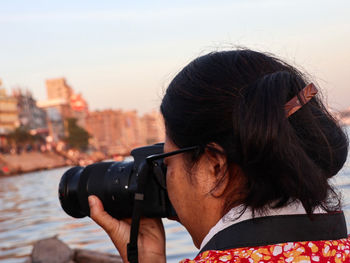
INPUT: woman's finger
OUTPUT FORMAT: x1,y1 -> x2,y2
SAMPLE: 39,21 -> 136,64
88,195 -> 121,236
88,195 -> 166,262
88,195 -> 132,261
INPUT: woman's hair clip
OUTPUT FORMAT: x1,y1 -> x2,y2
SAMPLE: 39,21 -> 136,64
285,83 -> 318,117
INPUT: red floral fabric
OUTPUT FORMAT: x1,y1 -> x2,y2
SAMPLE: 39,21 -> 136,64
180,237 -> 350,262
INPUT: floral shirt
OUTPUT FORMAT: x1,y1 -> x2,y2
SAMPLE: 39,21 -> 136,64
180,237 -> 350,263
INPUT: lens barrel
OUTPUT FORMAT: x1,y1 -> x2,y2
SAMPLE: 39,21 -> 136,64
58,160 -> 136,219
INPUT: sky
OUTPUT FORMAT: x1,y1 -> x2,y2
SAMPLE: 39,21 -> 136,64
0,0 -> 349,113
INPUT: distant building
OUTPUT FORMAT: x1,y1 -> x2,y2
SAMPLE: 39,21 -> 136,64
38,78 -> 90,142
337,108 -> 350,126
70,93 -> 89,128
46,78 -> 73,102
85,109 -> 125,154
123,110 -> 143,148
85,109 -> 164,155
0,87 -> 19,134
13,89 -> 47,132
37,99 -> 70,142
140,111 -> 165,144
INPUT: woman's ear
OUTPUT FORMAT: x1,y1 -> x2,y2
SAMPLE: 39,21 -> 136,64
203,143 -> 229,197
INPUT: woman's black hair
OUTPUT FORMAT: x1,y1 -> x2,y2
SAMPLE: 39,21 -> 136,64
160,49 -> 348,216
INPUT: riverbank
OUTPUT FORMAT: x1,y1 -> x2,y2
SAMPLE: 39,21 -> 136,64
0,150 -> 107,176
0,151 -> 67,175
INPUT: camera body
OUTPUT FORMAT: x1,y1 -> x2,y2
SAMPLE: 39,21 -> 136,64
58,143 -> 176,219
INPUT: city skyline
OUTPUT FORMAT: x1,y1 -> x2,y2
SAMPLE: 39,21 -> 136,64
1,0 -> 349,113
0,76 -> 165,157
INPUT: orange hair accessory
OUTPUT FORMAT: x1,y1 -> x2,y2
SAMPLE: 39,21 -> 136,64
285,83 -> 318,117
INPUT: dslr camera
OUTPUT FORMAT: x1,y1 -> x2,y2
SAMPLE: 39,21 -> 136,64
58,143 -> 176,219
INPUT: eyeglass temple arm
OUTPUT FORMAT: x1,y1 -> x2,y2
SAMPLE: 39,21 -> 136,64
146,145 -> 199,162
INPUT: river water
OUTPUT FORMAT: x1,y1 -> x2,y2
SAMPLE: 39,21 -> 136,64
1,152 -> 350,263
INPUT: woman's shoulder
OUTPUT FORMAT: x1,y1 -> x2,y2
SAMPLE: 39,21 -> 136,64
180,237 -> 350,263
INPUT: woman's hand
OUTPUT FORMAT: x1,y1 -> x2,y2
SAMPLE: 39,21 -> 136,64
88,195 -> 166,263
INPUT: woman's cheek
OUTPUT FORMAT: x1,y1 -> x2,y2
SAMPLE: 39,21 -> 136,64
166,168 -> 180,210
166,169 -> 174,200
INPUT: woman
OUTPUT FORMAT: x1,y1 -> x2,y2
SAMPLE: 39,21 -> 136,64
88,49 -> 349,262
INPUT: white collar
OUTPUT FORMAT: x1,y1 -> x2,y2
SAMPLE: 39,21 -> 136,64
199,202 -> 326,250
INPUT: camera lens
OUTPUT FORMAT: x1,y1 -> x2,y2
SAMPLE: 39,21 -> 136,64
58,166 -> 85,218
58,161 -> 136,219
58,144 -> 176,220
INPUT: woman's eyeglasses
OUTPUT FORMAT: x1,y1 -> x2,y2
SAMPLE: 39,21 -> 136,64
145,145 -> 198,189
146,145 -> 199,162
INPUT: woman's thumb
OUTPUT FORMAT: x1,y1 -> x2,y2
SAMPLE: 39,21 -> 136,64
88,195 -> 120,236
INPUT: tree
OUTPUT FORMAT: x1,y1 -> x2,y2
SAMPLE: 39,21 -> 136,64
65,118 -> 90,151
7,127 -> 34,145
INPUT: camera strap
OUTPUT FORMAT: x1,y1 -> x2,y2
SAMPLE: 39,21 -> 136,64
127,161 -> 150,263
127,194 -> 143,263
